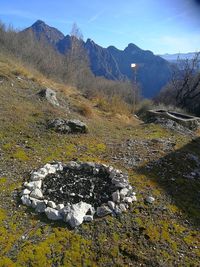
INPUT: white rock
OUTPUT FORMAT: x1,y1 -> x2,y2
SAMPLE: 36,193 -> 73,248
43,163 -> 57,174
83,215 -> 93,222
22,189 -> 31,195
119,203 -> 127,212
112,190 -> 120,203
48,201 -> 57,209
120,188 -> 129,199
145,196 -> 155,204
96,205 -> 112,217
65,201 -> 92,228
24,180 -> 42,190
45,207 -> 62,220
107,201 -> 115,210
131,195 -> 137,202
30,169 -> 47,181
30,188 -> 43,199
57,204 -> 65,210
21,195 -> 32,207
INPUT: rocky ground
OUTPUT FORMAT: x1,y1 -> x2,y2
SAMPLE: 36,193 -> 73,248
0,55 -> 200,266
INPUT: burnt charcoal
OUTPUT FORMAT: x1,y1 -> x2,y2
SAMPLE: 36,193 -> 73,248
42,167 -> 115,208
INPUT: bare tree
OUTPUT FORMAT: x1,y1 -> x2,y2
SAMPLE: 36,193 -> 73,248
172,52 -> 200,108
156,52 -> 200,115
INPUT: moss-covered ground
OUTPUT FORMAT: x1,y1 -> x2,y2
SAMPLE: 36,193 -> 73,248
0,54 -> 199,266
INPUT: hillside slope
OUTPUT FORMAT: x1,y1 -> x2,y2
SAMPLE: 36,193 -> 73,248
0,53 -> 199,266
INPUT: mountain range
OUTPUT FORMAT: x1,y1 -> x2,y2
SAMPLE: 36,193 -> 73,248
24,20 -> 172,98
160,52 -> 197,62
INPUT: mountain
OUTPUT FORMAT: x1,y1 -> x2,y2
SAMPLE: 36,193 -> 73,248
159,52 -> 196,62
23,20 -> 65,46
23,20 -> 172,97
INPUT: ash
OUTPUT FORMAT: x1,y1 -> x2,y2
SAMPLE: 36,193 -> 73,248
42,167 -> 115,208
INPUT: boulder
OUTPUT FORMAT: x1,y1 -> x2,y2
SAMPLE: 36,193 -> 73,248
67,119 -> 88,133
48,119 -> 88,134
45,207 -> 62,220
38,88 -> 59,106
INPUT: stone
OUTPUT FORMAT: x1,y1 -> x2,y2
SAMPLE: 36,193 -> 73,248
120,188 -> 129,199
24,180 -> 42,190
31,199 -> 46,213
57,204 -> 65,210
30,188 -> 44,200
83,215 -> 93,222
43,163 -> 57,174
22,189 -> 31,195
119,203 -> 127,212
112,190 -> 120,203
30,167 -> 48,181
21,195 -> 32,207
96,205 -> 112,217
123,195 -> 137,203
67,119 -> 88,133
145,196 -> 155,204
48,119 -> 88,134
45,207 -> 62,220
47,201 -> 57,209
38,88 -> 59,106
65,202 -> 92,228
107,201 -> 115,210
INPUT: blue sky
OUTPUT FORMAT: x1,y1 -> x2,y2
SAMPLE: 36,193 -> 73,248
0,0 -> 200,54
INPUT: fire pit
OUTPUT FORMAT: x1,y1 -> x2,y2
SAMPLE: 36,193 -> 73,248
21,162 -> 136,228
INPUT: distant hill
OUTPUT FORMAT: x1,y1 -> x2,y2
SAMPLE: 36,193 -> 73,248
159,52 -> 197,62
23,20 -> 172,98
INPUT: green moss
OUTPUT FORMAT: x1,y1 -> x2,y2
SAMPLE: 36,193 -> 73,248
0,177 -> 7,184
13,149 -> 29,161
0,257 -> 16,267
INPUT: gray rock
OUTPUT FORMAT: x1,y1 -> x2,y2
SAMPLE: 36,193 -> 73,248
112,190 -> 120,203
65,202 -> 92,228
38,88 -> 59,106
57,204 -> 65,210
30,188 -> 44,200
21,195 -> 32,207
45,207 -> 62,220
67,119 -> 88,133
31,199 -> 46,213
48,119 -> 88,134
96,205 -> 112,217
83,215 -> 93,222
107,201 -> 115,210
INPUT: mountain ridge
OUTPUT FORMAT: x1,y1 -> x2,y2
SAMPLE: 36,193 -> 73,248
23,20 -> 172,97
